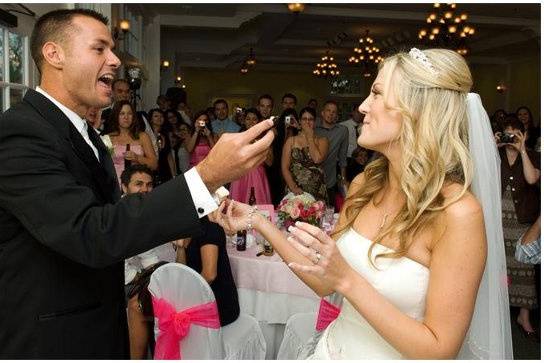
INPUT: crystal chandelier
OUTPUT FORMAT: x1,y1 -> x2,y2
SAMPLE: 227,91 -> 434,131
348,29 -> 384,77
418,3 -> 476,56
312,51 -> 340,78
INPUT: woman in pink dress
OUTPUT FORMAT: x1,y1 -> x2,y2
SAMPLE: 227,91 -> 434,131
105,101 -> 157,185
229,108 -> 273,204
184,110 -> 215,167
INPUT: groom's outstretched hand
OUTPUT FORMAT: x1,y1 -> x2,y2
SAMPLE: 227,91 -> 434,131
196,118 -> 275,192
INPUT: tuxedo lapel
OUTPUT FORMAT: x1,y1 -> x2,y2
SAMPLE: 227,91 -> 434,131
24,90 -> 119,202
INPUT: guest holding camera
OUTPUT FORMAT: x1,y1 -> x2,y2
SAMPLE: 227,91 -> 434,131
186,110 -> 216,167
281,107 -> 329,201
496,114 -> 540,338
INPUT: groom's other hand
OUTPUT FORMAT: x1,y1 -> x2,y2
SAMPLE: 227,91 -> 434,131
196,118 -> 275,191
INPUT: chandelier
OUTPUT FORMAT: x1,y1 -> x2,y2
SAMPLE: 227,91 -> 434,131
240,47 -> 256,74
418,3 -> 476,56
348,29 -> 384,77
287,3 -> 305,13
312,51 -> 340,78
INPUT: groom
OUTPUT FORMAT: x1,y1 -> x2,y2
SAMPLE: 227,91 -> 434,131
0,9 -> 274,358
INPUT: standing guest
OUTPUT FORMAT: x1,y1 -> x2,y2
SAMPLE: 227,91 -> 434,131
174,122 -> 192,173
230,108 -> 273,204
516,106 -> 539,150
256,94 -> 274,120
148,108 -> 176,184
101,78 -> 130,131
490,108 -> 507,134
281,107 -> 328,201
187,110 -> 216,167
205,106 -> 216,123
315,100 -> 349,208
174,218 -> 240,327
85,106 -> 103,132
495,115 -> 540,337
0,8 -> 275,358
346,146 -> 372,183
156,95 -> 170,112
268,107 -> 299,205
340,105 -> 365,159
106,101 -> 158,184
212,99 -> 240,135
281,93 -> 297,111
165,87 -> 192,125
165,108 -> 182,129
307,98 -> 318,110
121,165 -> 177,359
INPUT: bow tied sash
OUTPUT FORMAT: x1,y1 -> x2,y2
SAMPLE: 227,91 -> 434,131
152,297 -> 220,359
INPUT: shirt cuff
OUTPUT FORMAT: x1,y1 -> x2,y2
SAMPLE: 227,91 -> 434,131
184,167 -> 218,218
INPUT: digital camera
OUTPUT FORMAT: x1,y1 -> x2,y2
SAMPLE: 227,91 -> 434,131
499,132 -> 515,144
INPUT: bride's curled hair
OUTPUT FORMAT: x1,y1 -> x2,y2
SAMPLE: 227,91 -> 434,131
333,48 -> 474,265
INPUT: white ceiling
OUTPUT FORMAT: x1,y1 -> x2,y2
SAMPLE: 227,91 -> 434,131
137,3 -> 540,72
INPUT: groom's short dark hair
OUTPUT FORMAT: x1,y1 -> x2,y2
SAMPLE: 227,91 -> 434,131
31,9 -> 109,72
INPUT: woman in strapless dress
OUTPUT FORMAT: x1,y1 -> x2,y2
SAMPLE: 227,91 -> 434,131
212,49 -> 512,359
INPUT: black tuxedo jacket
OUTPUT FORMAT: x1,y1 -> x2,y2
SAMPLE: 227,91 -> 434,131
0,90 -> 202,358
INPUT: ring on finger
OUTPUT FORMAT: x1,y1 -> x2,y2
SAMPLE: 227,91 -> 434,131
314,251 -> 322,264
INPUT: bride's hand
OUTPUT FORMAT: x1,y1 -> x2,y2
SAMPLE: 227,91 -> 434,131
286,221 -> 353,291
209,199 -> 256,235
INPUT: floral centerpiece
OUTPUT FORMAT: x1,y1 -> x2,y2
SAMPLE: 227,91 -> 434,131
277,192 -> 325,229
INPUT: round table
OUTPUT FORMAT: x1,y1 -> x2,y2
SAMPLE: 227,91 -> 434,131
227,242 -> 320,359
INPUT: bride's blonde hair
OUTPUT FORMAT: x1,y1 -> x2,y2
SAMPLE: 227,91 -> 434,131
332,48 -> 474,264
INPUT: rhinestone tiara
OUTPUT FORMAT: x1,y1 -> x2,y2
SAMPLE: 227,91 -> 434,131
408,48 -> 438,76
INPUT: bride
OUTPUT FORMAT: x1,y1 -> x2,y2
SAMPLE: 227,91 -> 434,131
212,48 -> 512,359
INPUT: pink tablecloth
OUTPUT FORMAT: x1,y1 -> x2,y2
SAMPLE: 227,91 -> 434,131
227,243 -> 318,300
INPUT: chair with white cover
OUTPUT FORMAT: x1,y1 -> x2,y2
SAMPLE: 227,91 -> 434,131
148,262 -> 266,360
277,312 -> 318,359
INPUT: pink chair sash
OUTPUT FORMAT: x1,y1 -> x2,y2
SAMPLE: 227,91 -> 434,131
152,296 -> 221,359
315,298 -> 341,331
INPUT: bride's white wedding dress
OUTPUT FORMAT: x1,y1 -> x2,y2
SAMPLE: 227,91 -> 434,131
308,228 -> 430,359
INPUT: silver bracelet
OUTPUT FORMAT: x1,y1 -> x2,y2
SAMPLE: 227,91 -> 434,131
246,206 -> 258,231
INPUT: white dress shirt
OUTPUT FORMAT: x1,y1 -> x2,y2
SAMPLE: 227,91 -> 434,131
34,87 -> 218,218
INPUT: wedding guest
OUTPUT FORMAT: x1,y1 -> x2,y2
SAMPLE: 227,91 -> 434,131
315,100 -> 349,208
121,165 -> 177,359
174,122 -> 192,173
212,99 -> 240,134
85,106 -> 103,132
516,106 -> 539,150
340,105 -> 365,159
256,94 -> 274,119
106,100 -> 157,184
156,95 -> 170,111
307,98 -> 318,110
496,115 -> 540,337
229,108 -> 273,204
346,146 -> 372,182
213,48 -> 512,359
165,108 -> 182,129
186,110 -> 215,167
281,106 -> 328,202
148,108 -> 176,183
281,93 -> 297,111
490,108 -> 507,134
174,218 -> 240,326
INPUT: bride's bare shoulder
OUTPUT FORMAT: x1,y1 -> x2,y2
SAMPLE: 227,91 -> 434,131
441,183 -> 483,221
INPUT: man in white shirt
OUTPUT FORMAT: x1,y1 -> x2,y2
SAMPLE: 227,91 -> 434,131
0,8 -> 274,359
339,105 -> 364,159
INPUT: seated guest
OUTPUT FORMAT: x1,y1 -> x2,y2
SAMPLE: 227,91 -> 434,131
105,101 -> 157,185
230,108 -> 273,204
211,99 -> 241,135
281,107 -> 328,202
346,146 -> 373,182
186,110 -> 216,167
175,219 -> 240,327
121,165 -> 177,359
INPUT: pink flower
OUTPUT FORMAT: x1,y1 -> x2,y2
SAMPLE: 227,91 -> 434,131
290,207 -> 300,219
